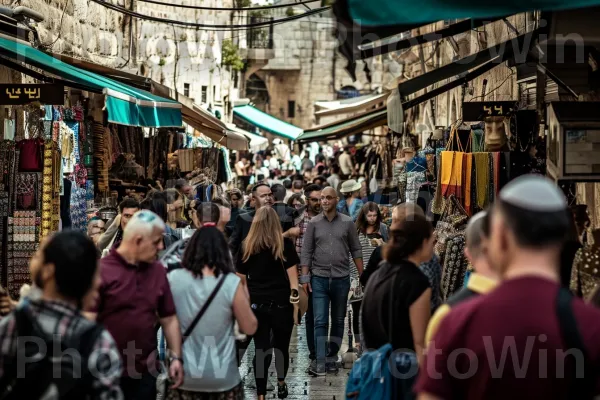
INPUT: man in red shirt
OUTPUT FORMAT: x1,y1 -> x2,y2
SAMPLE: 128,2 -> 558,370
87,210 -> 184,399
416,175 -> 600,400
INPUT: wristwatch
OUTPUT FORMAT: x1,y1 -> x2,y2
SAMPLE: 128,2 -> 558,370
169,356 -> 184,365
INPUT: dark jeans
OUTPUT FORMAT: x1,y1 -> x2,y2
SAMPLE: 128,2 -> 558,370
121,372 -> 157,400
305,290 -> 315,360
312,275 -> 350,366
252,303 -> 294,395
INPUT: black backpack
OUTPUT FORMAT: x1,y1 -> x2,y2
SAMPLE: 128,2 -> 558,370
0,306 -> 105,400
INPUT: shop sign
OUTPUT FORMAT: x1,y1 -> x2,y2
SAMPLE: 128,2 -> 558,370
462,101 -> 518,121
0,84 -> 64,105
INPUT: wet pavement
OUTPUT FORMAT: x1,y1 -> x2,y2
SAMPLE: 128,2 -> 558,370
240,316 -> 353,399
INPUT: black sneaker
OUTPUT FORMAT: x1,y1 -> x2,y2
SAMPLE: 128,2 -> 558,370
305,359 -> 317,374
277,382 -> 289,399
326,362 -> 339,374
309,363 -> 326,377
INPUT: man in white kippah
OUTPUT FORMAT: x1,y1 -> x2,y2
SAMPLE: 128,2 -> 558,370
416,175 -> 600,400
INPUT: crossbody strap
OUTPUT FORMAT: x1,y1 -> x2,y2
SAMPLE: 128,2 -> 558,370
556,287 -> 594,399
182,275 -> 226,343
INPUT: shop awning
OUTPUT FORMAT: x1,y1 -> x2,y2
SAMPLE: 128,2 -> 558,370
52,54 -> 248,150
297,108 -> 387,143
227,124 -> 269,152
314,92 -> 388,118
233,105 -> 303,140
0,37 -> 182,128
343,0 -> 600,30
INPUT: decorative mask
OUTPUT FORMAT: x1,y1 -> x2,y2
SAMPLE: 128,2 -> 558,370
484,116 -> 508,152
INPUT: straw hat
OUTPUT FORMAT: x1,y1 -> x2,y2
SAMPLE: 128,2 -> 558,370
340,179 -> 361,193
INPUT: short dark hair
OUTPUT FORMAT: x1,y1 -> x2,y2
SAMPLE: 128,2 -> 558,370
496,200 -> 570,248
283,179 -> 292,190
331,164 -> 340,174
119,198 -> 140,213
252,183 -> 270,193
182,227 -> 234,277
175,179 -> 188,190
384,213 -> 433,262
140,194 -> 168,222
313,175 -> 326,184
271,183 -> 286,202
195,202 -> 221,224
43,230 -> 98,304
293,180 -> 304,190
304,184 -> 322,198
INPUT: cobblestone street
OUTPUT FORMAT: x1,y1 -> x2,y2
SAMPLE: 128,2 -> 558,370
240,318 -> 351,399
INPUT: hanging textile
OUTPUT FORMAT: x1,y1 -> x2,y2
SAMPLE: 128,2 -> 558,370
463,153 -> 473,215
473,153 -> 490,210
40,141 -> 60,241
441,232 -> 469,301
488,153 -> 495,205
406,162 -> 426,204
570,246 -> 600,300
221,147 -> 233,183
440,127 -> 466,202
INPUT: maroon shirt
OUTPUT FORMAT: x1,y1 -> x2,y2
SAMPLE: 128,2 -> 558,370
415,276 -> 600,399
93,249 -> 176,377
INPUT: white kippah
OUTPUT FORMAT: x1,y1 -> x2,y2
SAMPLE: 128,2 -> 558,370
499,174 -> 567,212
467,211 -> 487,228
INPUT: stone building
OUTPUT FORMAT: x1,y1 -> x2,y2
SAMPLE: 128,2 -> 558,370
241,6 -> 391,129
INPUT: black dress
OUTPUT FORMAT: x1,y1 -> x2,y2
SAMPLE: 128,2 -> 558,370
362,260 -> 430,350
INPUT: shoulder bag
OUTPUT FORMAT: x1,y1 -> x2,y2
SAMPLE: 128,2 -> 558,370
157,275 -> 227,399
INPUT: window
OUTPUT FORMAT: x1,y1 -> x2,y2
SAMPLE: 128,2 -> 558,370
288,100 -> 296,118
213,86 -> 217,102
233,71 -> 239,89
201,86 -> 207,104
183,83 -> 190,98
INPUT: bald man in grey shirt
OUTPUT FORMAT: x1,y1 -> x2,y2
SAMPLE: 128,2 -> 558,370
300,187 -> 363,375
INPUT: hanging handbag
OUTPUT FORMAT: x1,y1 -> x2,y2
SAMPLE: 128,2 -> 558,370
157,275 -> 226,398
16,138 -> 44,172
440,126 -> 465,201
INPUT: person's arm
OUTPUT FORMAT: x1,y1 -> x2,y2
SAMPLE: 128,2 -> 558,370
232,281 -> 257,335
409,288 -> 431,366
425,305 -> 451,348
348,221 -> 364,275
159,314 -> 184,389
300,221 -> 316,292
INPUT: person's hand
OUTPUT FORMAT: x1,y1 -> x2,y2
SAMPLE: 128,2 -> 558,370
285,227 -> 301,238
302,282 -> 312,293
169,359 -> 184,389
0,294 -> 14,316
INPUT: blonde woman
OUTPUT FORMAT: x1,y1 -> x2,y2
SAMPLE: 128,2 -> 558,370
236,207 -> 300,400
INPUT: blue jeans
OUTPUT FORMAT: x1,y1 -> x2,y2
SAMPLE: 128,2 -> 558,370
305,290 -> 315,360
312,275 -> 350,366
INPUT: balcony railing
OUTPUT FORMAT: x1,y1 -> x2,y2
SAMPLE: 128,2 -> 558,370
247,16 -> 274,49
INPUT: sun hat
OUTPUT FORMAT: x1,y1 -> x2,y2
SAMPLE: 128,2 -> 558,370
340,179 -> 361,193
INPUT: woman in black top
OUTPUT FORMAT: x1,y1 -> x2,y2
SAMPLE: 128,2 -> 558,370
361,212 -> 434,366
236,206 -> 300,400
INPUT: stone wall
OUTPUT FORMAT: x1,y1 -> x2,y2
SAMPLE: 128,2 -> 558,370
253,9 -> 390,129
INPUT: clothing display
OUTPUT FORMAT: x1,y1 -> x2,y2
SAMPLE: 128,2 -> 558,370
441,232 -> 469,301
570,247 -> 600,300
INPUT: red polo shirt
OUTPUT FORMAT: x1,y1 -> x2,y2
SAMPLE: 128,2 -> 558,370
415,276 -> 600,399
92,249 -> 176,377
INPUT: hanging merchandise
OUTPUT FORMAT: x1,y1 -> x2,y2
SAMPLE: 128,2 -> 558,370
3,119 -> 14,140
462,153 -> 473,215
483,116 -> 509,152
441,232 -> 469,300
434,195 -> 468,266
16,138 -> 44,172
387,88 -> 403,133
405,157 -> 427,204
178,149 -> 195,172
439,127 -> 468,202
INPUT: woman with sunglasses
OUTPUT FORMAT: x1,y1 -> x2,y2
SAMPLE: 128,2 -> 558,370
236,206 -> 300,400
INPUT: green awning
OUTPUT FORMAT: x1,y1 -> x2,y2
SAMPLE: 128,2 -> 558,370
233,105 -> 303,140
0,37 -> 182,128
297,108 -> 387,143
346,0 -> 600,28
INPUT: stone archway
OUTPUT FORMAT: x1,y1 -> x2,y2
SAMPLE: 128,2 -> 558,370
246,73 -> 269,110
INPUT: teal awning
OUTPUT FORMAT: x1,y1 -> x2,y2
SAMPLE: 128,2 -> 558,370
0,37 -> 182,128
346,0 -> 600,28
297,108 -> 387,143
233,105 -> 302,140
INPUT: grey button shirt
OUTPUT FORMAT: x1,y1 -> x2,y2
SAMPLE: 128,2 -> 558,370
300,212 -> 362,279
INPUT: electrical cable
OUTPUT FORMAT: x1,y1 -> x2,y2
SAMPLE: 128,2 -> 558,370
39,0 -> 71,49
136,0 -> 320,11
90,0 -> 330,30
468,69 -> 515,101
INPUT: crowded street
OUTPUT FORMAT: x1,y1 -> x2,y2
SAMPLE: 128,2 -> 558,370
1,0 -> 600,399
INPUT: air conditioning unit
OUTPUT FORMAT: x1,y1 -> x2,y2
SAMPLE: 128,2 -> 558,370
546,102 -> 600,182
